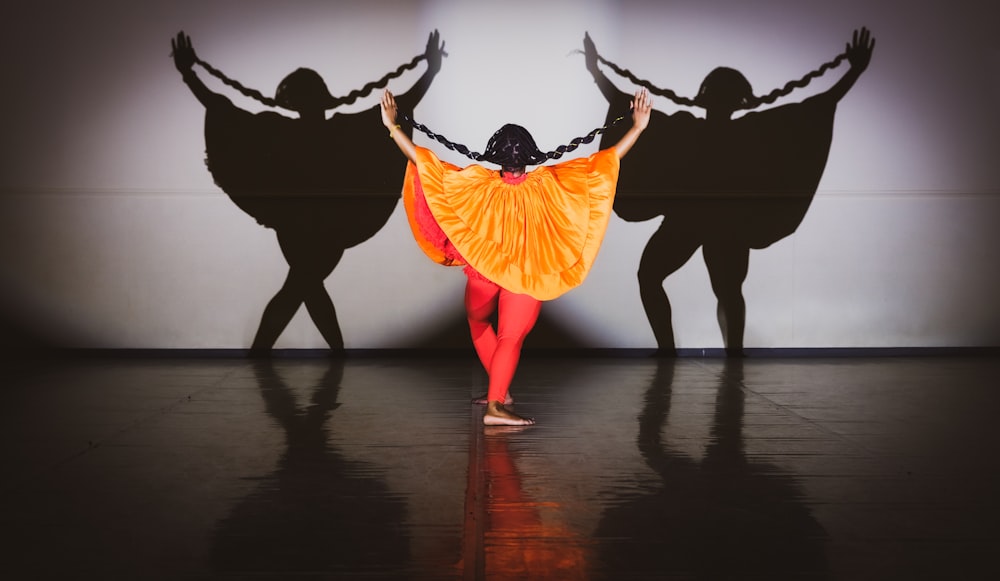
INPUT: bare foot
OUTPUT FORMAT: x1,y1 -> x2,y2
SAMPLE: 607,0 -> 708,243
483,425 -> 531,435
471,393 -> 514,406
483,402 -> 535,426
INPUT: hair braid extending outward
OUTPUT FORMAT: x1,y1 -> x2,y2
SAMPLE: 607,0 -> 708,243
751,53 -> 846,106
595,51 -> 847,110
194,53 -> 428,111
398,112 -> 630,165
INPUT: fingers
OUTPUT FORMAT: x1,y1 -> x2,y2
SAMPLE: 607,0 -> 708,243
631,88 -> 652,111
428,29 -> 444,49
850,26 -> 874,50
426,29 -> 447,58
381,90 -> 397,110
173,31 -> 192,53
861,27 -> 874,50
171,31 -> 191,62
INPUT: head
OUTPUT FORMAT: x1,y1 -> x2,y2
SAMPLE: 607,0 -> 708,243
693,67 -> 755,115
482,124 -> 548,174
275,68 -> 334,115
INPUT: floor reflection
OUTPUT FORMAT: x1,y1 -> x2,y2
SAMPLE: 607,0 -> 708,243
5,355 -> 997,579
478,426 -> 592,580
594,359 -> 830,579
210,360 -> 411,578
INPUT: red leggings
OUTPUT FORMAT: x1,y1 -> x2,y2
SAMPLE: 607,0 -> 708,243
464,275 -> 542,403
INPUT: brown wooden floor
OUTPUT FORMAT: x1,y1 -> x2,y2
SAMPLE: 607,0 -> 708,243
2,353 -> 998,580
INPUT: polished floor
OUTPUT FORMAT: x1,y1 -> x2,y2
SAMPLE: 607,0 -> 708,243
2,353 -> 999,580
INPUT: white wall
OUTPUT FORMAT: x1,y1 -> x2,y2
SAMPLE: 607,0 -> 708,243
1,0 -> 998,349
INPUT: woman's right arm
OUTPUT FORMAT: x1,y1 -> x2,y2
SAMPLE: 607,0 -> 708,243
381,90 -> 418,163
613,89 -> 652,159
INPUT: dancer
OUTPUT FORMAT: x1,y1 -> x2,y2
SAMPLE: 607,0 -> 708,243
171,30 -> 445,355
380,85 -> 652,425
584,28 -> 874,357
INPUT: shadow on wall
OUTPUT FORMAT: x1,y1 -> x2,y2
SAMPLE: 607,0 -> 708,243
171,26 -> 876,355
585,28 -> 875,357
172,31 -> 446,355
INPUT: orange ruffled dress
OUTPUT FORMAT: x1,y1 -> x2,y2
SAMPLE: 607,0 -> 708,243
402,145 -> 621,301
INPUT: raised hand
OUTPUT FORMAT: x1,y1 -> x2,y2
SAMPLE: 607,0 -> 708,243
171,31 -> 196,73
631,88 -> 653,131
846,27 -> 875,72
613,89 -> 653,159
380,90 -> 399,128
381,90 -> 417,163
425,29 -> 447,73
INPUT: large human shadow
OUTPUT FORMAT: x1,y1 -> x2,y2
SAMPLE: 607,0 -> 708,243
592,359 -> 830,579
584,29 -> 875,356
209,359 -> 412,577
172,31 -> 445,354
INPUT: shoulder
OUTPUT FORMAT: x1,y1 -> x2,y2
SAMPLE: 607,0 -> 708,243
414,146 -> 474,175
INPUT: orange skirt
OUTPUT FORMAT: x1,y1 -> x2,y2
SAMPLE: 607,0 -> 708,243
402,146 -> 620,301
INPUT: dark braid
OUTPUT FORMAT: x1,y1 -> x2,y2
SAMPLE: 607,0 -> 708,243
596,51 -> 848,110
543,113 -> 628,160
401,114 -> 488,161
194,53 -> 427,111
398,113 -> 630,165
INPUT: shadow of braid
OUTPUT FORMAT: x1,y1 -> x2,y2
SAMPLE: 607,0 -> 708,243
195,57 -> 280,107
597,50 -> 848,110
750,53 -> 847,107
328,53 -> 427,108
597,55 -> 698,107
195,53 -> 427,111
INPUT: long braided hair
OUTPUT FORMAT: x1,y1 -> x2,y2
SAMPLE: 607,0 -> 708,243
399,112 -> 630,171
193,52 -> 429,112
593,51 -> 847,111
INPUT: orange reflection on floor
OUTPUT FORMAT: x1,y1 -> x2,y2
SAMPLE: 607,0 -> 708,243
480,427 -> 590,581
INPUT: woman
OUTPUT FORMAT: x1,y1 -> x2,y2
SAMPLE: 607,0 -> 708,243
380,87 -> 652,426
